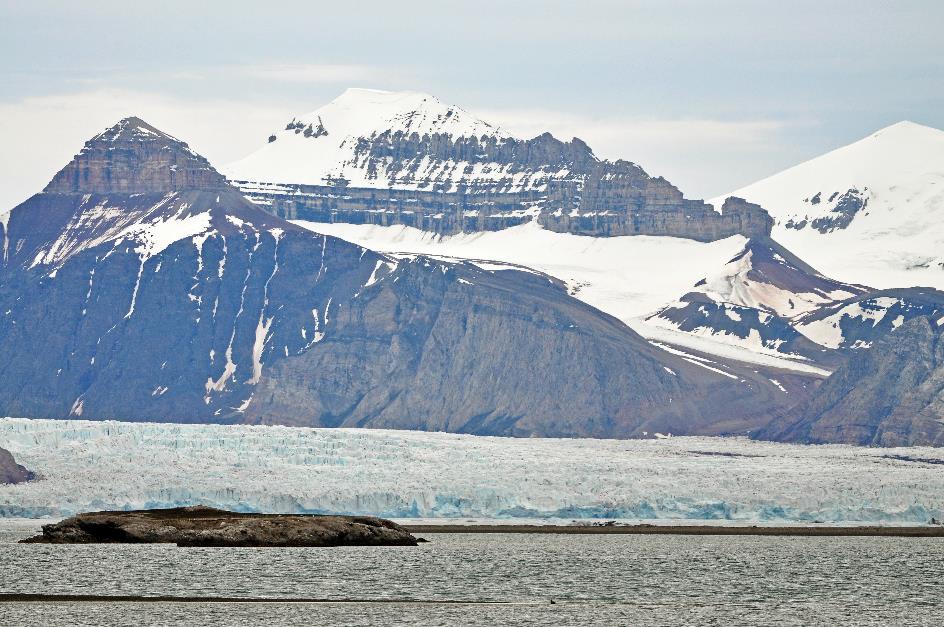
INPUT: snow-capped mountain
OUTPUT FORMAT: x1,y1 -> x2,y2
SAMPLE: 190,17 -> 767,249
656,120 -> 944,366
224,88 -> 772,241
4,117 -> 291,273
648,236 -> 944,363
0,117 -> 799,438
227,88 -> 512,190
227,91 -> 939,374
713,121 -> 944,289
648,237 -> 865,361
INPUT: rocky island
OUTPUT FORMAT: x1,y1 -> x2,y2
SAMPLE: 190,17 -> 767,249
21,506 -> 420,547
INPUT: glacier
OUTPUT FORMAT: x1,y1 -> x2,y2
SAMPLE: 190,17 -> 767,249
0,418 -> 942,523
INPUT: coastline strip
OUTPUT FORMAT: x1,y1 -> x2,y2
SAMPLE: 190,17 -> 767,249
404,524 -> 944,537
0,594 -> 518,604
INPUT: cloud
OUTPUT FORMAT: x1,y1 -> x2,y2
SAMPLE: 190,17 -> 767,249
236,63 -> 378,84
0,87 -> 799,210
474,107 -> 794,197
477,107 -> 786,153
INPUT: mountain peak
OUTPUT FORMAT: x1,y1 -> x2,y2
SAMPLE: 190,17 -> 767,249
44,117 -> 227,194
331,87 -> 431,105
686,236 -> 865,317
710,117 -> 944,288
871,119 -> 941,137
93,116 -> 178,144
224,88 -> 510,186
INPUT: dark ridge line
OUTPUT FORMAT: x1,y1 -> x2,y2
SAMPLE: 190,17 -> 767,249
403,525 -> 944,537
0,594 -> 521,605
882,454 -> 944,466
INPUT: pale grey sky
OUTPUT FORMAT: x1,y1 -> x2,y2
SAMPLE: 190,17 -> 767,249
1,0 -> 942,208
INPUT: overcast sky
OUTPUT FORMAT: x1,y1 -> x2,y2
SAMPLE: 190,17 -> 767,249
1,0 -> 942,209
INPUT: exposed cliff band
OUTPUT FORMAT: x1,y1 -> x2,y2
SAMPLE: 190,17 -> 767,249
225,89 -> 773,241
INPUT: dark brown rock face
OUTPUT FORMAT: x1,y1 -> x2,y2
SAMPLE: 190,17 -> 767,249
233,130 -> 772,242
759,316 -> 944,446
21,506 -> 418,547
0,447 -> 32,484
44,117 -> 227,194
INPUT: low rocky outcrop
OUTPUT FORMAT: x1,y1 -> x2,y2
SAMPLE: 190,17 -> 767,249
0,447 -> 33,484
21,505 -> 419,547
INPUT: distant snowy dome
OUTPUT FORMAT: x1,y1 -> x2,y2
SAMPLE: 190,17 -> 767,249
319,87 -> 509,138
712,121 -> 944,289
712,121 -> 944,219
223,88 -> 510,186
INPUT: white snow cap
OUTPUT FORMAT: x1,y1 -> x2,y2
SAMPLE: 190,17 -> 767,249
224,88 -> 510,186
713,121 -> 944,217
711,120 -> 944,289
314,87 -> 508,139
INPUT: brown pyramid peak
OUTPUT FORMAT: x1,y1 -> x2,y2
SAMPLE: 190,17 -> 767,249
44,117 -> 228,194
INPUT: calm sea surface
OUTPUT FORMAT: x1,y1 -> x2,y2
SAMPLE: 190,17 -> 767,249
0,520 -> 941,626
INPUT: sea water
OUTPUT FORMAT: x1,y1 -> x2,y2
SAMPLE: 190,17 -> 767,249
0,520 -> 941,626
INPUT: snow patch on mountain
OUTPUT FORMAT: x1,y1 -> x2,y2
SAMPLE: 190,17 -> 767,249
0,208 -> 11,263
295,220 -> 832,372
25,194 -> 217,272
294,220 -> 747,322
634,323 -> 830,375
690,246 -> 860,319
121,209 -> 212,261
797,297 -> 902,349
794,290 -> 944,350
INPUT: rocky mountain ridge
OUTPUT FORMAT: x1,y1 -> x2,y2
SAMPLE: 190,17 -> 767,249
0,117 -> 800,437
225,88 -> 772,241
648,236 -> 944,366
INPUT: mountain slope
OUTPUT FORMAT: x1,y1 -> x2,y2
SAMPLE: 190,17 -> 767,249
294,220 -> 750,326
647,237 -> 864,360
713,121 -> 944,288
0,117 -> 794,437
759,316 -> 944,447
0,447 -> 32,484
224,88 -> 771,241
647,236 -> 944,366
794,288 -> 944,350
